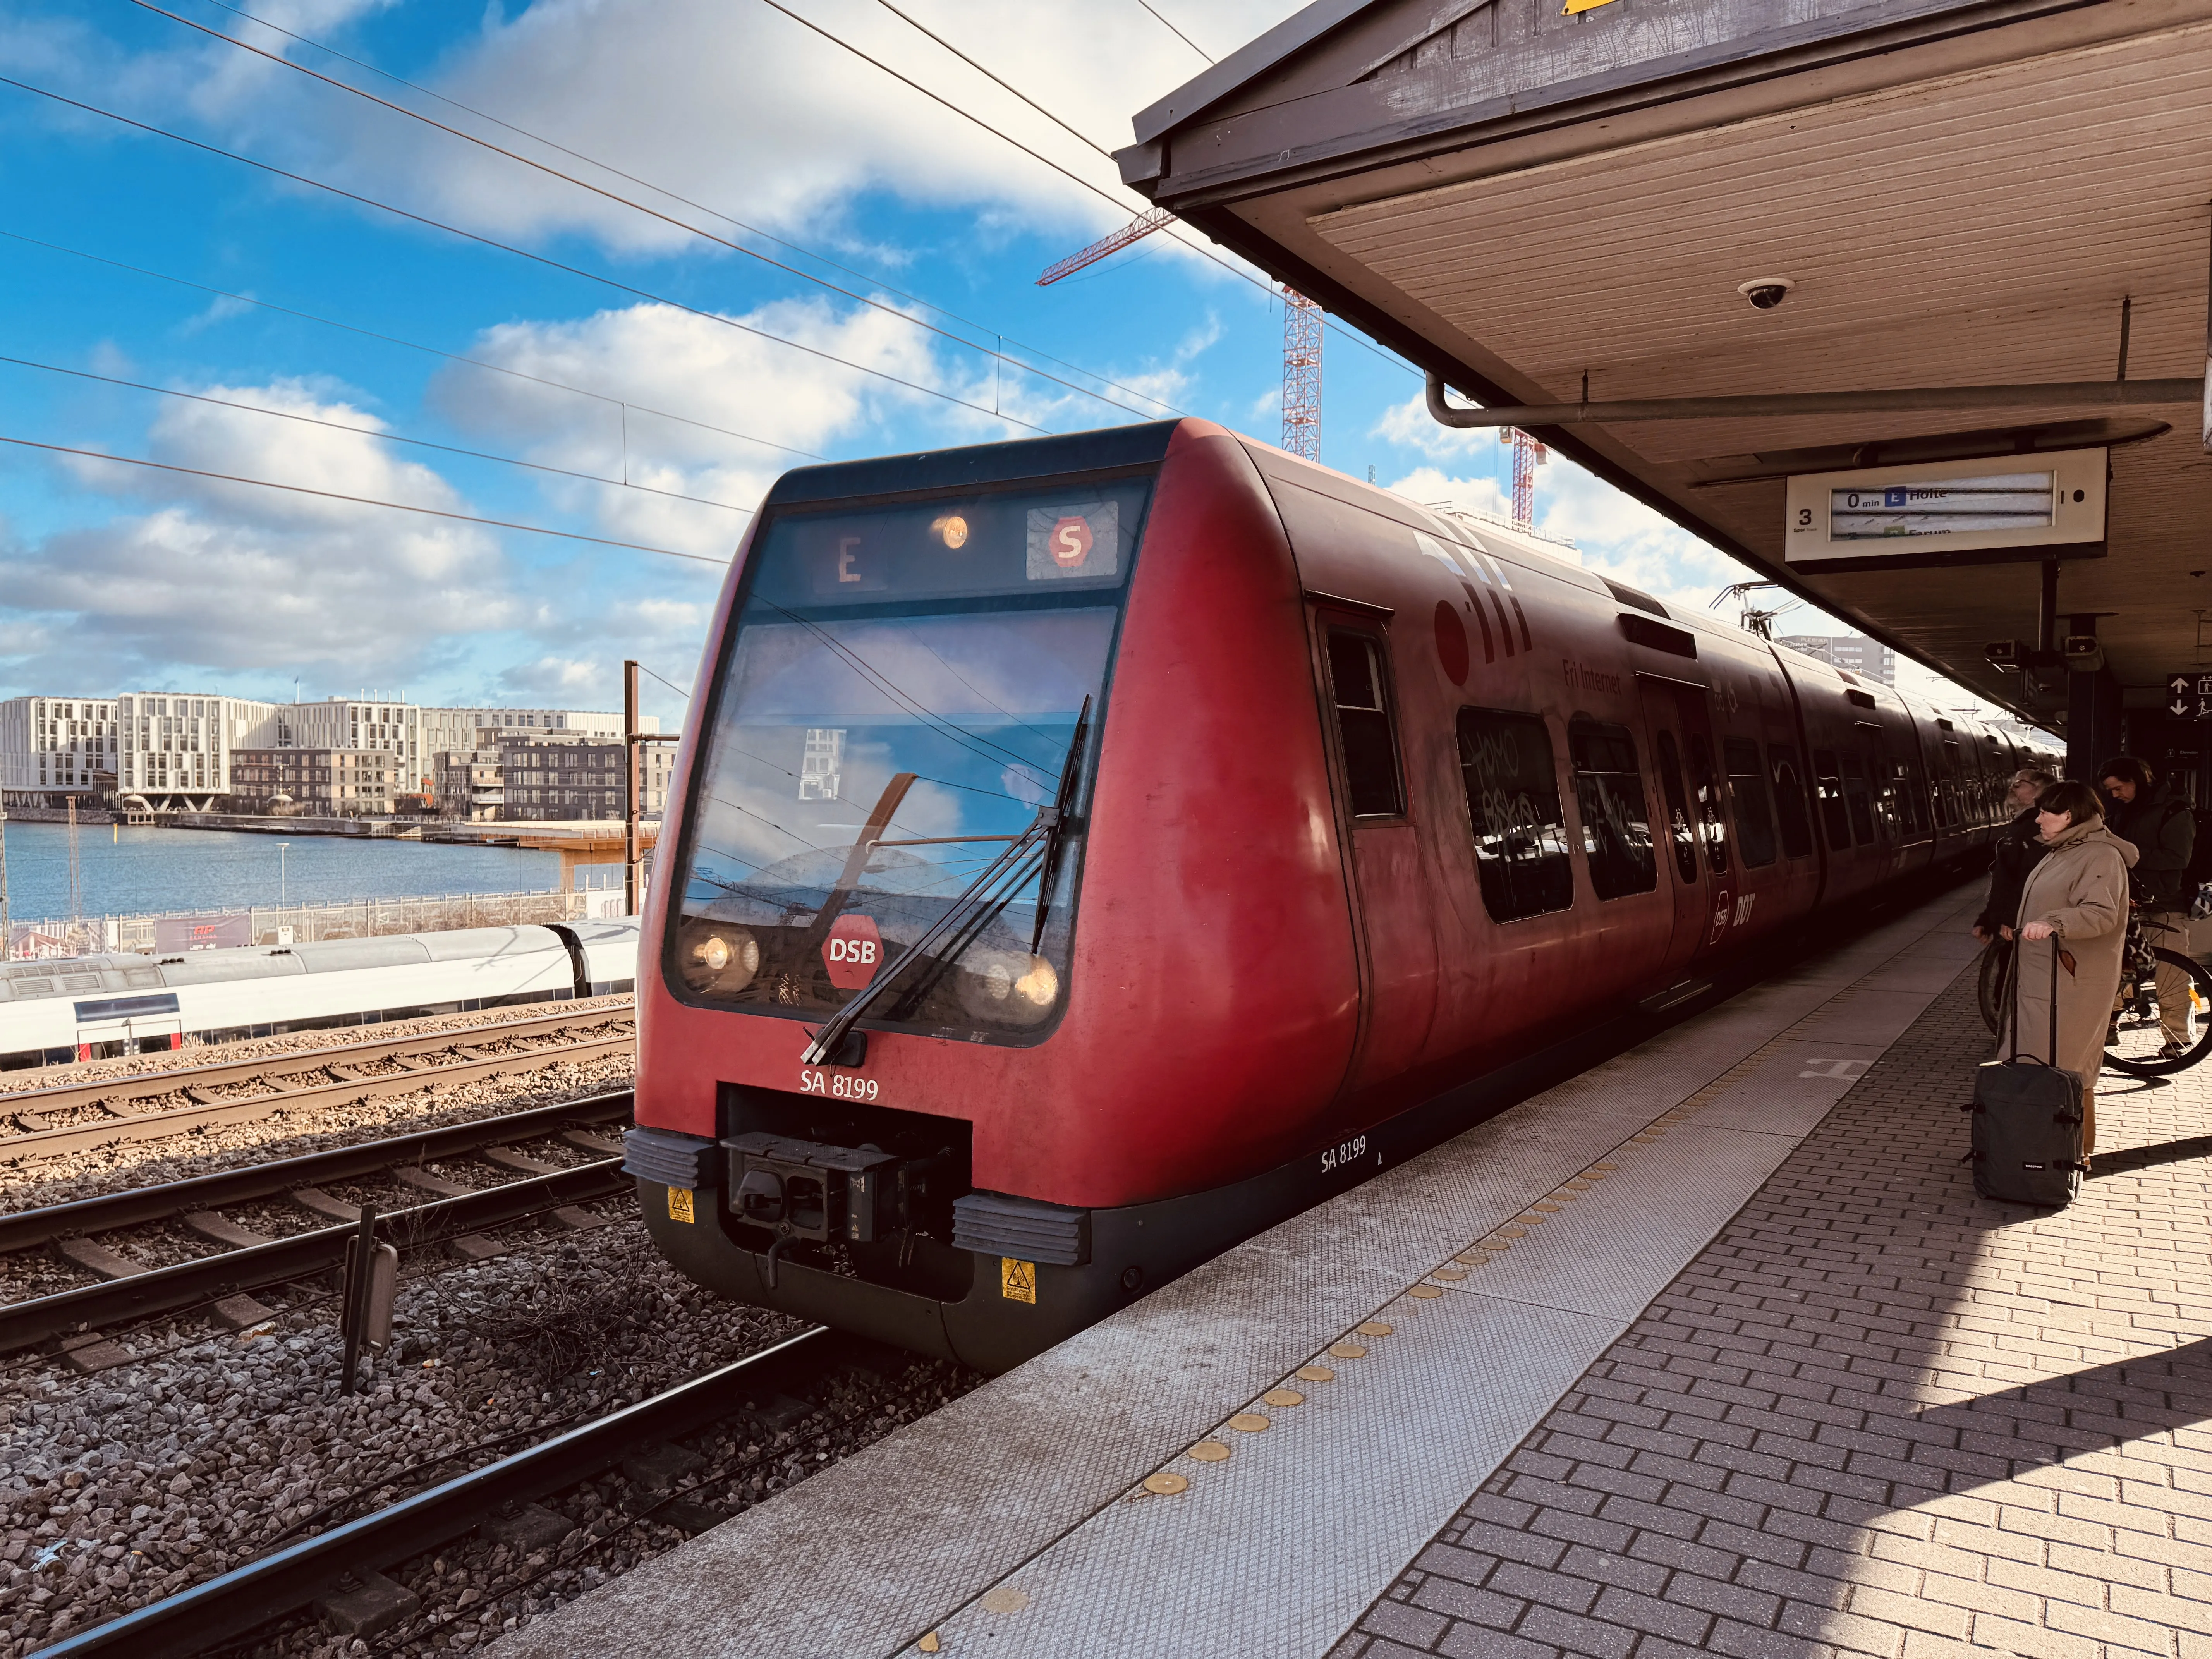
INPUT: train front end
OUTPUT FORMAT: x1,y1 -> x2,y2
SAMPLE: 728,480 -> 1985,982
626,421 -> 1364,1372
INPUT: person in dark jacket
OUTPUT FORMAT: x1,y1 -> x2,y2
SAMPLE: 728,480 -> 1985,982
2099,755 -> 2197,1057
1975,768 -> 2059,941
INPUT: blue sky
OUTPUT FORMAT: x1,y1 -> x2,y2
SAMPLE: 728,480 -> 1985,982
0,0 -> 1958,730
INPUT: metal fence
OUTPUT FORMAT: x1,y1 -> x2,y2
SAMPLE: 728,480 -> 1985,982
5,887 -> 620,959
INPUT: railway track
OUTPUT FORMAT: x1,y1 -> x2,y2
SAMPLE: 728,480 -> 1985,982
0,1089 -> 637,1358
35,1326 -> 889,1659
0,1006 -> 635,1158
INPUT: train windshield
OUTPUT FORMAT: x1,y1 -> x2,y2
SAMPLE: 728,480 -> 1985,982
668,475 -> 1151,1043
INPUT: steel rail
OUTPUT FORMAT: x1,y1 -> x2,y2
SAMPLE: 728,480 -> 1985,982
33,1326 -> 849,1659
1,1003 -> 634,1119
0,1090 -> 635,1254
0,1033 -> 635,1161
0,1158 -> 635,1352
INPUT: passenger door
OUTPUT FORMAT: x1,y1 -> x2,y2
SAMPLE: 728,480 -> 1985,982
1641,677 -> 1736,983
1312,611 -> 1439,1103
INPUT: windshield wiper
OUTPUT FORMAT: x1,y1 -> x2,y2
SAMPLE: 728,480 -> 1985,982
800,702 -> 1091,1066
1030,695 -> 1090,955
800,814 -> 1052,1066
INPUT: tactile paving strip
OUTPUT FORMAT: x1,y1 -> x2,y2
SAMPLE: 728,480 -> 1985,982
495,887 -> 1983,1659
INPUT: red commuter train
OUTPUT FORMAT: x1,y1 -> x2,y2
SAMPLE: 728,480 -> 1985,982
622,419 -> 2052,1372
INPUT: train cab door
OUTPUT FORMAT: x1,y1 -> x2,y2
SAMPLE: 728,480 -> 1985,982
1312,606 -> 1438,1106
1640,675 -> 1737,986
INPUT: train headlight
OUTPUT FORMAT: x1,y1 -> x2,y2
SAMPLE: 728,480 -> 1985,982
685,928 -> 760,992
960,951 -> 1060,1024
1013,958 -> 1058,1009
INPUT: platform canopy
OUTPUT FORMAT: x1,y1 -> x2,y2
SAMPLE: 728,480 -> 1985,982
1119,0 -> 2212,730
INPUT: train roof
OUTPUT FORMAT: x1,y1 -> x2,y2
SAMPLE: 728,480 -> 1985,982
0,917 -> 641,1004
740,419 -> 2055,766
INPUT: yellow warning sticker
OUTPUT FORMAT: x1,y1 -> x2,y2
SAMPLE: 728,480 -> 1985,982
667,1186 -> 696,1224
1000,1257 -> 1037,1304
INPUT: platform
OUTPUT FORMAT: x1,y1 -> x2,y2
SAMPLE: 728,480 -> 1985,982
499,881 -> 2212,1659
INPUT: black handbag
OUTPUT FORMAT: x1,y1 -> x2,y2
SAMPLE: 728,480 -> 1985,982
1966,936 -> 2086,1206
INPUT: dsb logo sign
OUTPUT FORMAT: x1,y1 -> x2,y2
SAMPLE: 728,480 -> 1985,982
822,914 -> 883,990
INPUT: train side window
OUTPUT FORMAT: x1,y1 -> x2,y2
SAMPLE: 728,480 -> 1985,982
1895,753 -> 1929,838
1812,749 -> 1851,850
1723,738 -> 1778,868
1654,731 -> 1698,884
1324,629 -> 1403,818
1686,733 -> 1731,874
1458,708 -> 1574,921
1841,752 -> 1877,845
1767,744 -> 1815,859
1568,716 -> 1657,898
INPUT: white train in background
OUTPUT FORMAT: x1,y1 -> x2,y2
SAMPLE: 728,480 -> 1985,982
0,918 -> 640,1072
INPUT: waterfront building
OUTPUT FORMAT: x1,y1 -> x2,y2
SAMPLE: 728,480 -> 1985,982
0,695 -> 117,808
261,700 -> 654,801
498,736 -> 673,823
1776,635 -> 1897,686
112,694 -> 279,811
229,747 -> 404,816
432,749 -> 506,821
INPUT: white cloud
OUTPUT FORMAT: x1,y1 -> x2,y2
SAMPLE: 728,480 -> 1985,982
1386,466 -> 1512,526
2,378 -> 515,683
38,0 -> 1295,272
1371,390 -> 1500,462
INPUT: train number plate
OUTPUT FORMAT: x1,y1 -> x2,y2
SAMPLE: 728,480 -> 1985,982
799,1070 -> 879,1101
1320,1135 -> 1368,1174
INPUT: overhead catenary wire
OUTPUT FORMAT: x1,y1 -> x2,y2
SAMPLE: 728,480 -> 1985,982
831,0 -> 1422,381
127,0 -> 1179,423
0,352 -> 755,515
0,74 -> 1056,436
0,432 -> 727,566
186,0 -> 1188,420
0,228 -> 823,463
1134,0 -> 1213,62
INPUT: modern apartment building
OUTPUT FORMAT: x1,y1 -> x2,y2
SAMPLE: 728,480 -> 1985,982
0,695 -> 117,807
1776,635 -> 1898,687
112,693 -> 279,809
4,685 -> 659,815
432,750 -> 506,821
229,747 -> 404,816
497,736 -> 674,823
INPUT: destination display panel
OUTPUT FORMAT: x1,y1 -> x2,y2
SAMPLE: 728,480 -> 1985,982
1783,447 -> 2106,571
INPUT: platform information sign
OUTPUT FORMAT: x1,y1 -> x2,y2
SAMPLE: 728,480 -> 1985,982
1829,473 -> 2053,540
2166,672 -> 2212,720
1783,447 -> 2106,571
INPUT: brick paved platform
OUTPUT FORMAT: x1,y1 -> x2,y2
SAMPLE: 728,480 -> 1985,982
502,884 -> 2211,1659
1343,961 -> 2212,1659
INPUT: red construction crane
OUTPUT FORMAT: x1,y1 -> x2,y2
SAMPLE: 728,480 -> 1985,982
1035,209 -> 1173,287
1502,427 -> 1547,526
1039,213 -> 1323,461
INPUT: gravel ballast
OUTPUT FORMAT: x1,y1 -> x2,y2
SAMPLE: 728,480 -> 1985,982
0,1216 -> 907,1657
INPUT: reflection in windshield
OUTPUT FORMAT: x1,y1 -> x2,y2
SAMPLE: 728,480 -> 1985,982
676,605 -> 1118,1036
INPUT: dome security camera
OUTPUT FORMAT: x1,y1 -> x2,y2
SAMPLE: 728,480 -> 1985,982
1736,277 -> 1796,310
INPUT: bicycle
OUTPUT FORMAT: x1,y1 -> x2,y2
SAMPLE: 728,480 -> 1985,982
1976,909 -> 2212,1077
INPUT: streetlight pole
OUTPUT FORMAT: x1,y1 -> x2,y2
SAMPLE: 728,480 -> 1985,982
0,800 -> 10,961
278,842 -> 290,906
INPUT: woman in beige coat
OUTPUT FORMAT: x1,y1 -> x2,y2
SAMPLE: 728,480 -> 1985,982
2008,779 -> 2139,1156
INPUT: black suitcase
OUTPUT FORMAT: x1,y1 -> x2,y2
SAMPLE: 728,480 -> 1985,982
1967,936 -> 2086,1206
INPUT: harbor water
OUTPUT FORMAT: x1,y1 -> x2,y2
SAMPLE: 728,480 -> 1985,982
0,821 -> 571,923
